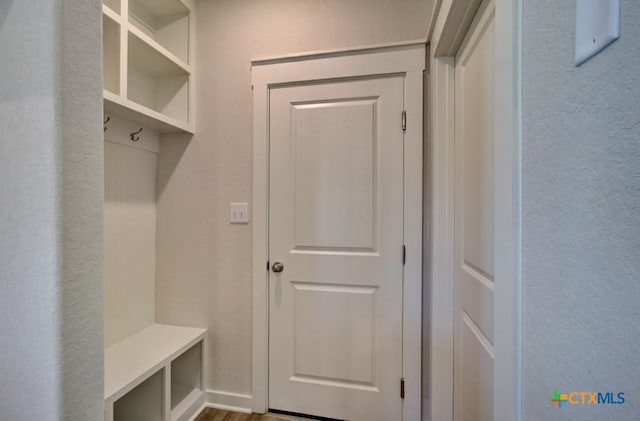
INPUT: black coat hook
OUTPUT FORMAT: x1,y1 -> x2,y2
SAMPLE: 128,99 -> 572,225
104,116 -> 110,132
130,128 -> 143,142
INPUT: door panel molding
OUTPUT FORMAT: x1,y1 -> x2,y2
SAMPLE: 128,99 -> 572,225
252,42 -> 425,420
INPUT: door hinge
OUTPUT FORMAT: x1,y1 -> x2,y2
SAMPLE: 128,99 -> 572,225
400,378 -> 405,399
402,110 -> 407,131
402,245 -> 406,265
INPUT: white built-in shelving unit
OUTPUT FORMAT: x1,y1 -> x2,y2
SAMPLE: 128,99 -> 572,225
102,1 -> 202,420
102,0 -> 195,133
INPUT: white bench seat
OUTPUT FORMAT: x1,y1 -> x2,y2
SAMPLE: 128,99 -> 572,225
104,323 -> 206,420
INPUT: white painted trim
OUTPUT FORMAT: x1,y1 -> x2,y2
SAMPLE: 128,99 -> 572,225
174,391 -> 206,421
428,0 -> 522,420
252,47 -> 425,87
185,401 -> 252,421
207,403 -> 251,414
252,41 -> 425,418
429,55 -> 455,421
403,68 -> 424,421
493,0 -> 523,420
427,1 -> 444,43
251,39 -> 426,66
204,390 -> 253,413
433,0 -> 483,57
252,69 -> 269,414
186,403 -> 208,421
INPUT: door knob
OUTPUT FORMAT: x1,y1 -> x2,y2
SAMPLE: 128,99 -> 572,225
272,261 -> 284,273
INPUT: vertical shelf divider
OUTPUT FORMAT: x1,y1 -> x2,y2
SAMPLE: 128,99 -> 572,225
164,363 -> 172,421
120,0 -> 129,99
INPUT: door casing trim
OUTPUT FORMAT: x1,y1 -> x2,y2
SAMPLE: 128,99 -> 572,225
429,0 -> 522,420
251,41 -> 426,420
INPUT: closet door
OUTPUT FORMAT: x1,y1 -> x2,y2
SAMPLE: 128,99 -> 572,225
268,76 -> 405,421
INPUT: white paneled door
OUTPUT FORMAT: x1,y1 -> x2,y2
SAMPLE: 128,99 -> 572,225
268,76 -> 405,421
453,1 -> 496,421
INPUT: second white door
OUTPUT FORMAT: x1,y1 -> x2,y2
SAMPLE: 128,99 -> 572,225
453,1 -> 496,420
268,76 -> 405,421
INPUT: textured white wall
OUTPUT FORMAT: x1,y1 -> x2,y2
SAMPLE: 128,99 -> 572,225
523,1 -> 640,419
156,0 -> 431,397
58,1 -> 104,418
0,1 -> 103,419
0,1 -> 61,417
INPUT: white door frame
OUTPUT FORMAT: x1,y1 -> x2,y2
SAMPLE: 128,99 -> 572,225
429,0 -> 522,420
251,41 -> 425,419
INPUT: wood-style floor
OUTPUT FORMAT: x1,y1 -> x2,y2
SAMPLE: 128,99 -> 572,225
194,408 -> 289,421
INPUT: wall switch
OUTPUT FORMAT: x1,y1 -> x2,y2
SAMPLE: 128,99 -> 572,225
575,0 -> 620,66
230,202 -> 249,224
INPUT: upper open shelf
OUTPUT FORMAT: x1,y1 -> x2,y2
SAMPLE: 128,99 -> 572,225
104,90 -> 194,134
103,0 -> 120,15
129,0 -> 190,64
128,28 -> 190,76
102,0 -> 194,134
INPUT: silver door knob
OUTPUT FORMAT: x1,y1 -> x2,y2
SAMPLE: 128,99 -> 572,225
272,261 -> 284,273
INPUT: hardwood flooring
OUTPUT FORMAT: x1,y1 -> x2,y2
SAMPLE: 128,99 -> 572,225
194,407 -> 289,421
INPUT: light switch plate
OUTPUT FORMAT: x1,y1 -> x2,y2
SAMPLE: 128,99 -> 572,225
230,202 -> 249,224
575,0 -> 620,66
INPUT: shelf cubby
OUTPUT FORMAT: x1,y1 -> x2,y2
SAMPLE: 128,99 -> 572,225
113,370 -> 164,421
103,0 -> 121,15
127,30 -> 190,125
103,13 -> 120,95
171,342 -> 202,416
128,0 -> 190,64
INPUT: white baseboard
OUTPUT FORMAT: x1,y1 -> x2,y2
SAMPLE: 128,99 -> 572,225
205,389 -> 253,413
186,403 -> 210,421
423,396 -> 430,421
175,392 -> 206,421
